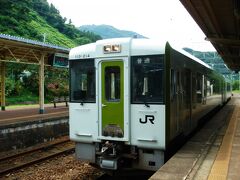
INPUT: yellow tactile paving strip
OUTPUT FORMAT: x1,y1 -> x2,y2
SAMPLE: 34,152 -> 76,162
208,104 -> 239,180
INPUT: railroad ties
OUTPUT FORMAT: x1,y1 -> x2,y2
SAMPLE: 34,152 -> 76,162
0,136 -> 74,176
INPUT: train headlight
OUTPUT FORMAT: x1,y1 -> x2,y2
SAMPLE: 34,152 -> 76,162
112,45 -> 121,52
103,44 -> 121,53
103,45 -> 111,53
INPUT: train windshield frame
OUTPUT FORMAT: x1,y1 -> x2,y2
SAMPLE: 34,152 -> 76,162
131,54 -> 164,104
69,59 -> 96,103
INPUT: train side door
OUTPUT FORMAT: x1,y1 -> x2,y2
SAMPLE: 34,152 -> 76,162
170,69 -> 180,138
170,69 -> 182,137
100,61 -> 125,138
182,69 -> 192,132
176,70 -> 183,132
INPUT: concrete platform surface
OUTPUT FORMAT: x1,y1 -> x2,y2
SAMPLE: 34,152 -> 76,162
0,104 -> 68,126
150,95 -> 240,180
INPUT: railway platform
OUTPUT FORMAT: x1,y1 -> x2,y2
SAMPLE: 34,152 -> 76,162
150,95 -> 240,180
0,104 -> 69,153
0,104 -> 68,126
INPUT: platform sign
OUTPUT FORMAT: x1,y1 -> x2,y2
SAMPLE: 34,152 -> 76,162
52,53 -> 69,68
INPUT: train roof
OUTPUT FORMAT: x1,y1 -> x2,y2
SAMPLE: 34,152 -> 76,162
170,43 -> 212,69
69,38 -> 211,69
69,38 -> 165,60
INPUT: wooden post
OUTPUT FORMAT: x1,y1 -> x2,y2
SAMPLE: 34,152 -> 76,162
0,62 -> 6,111
39,54 -> 45,114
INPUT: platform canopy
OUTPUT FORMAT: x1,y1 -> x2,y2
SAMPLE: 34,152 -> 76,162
0,33 -> 70,113
0,34 -> 69,64
180,0 -> 240,71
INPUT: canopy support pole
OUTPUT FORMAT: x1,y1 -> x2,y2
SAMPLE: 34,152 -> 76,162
39,53 -> 45,114
0,62 -> 6,111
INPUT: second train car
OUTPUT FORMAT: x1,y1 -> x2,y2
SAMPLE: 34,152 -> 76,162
69,38 -> 231,171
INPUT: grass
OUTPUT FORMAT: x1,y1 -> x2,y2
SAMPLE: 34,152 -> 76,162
6,103 -> 62,110
6,104 -> 41,110
6,94 -> 39,105
5,96 -> 54,110
6,93 -> 52,109
232,90 -> 240,94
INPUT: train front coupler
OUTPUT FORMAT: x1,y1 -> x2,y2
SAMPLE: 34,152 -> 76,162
98,141 -> 124,170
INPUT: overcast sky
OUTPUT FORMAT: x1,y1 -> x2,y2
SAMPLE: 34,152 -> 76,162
47,0 -> 215,51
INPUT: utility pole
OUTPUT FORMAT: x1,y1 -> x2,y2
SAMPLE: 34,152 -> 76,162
43,33 -> 47,42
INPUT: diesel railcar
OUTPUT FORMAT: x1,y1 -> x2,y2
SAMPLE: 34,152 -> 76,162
69,38 -> 231,171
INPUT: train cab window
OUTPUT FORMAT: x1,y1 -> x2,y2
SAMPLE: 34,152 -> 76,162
131,55 -> 164,103
105,66 -> 120,101
69,59 -> 95,102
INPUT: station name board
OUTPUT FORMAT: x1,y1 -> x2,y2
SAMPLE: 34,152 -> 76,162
49,53 -> 69,68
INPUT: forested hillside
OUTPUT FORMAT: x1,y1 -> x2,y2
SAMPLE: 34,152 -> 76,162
80,24 -> 146,39
0,0 -> 102,105
183,48 -> 232,75
0,0 -> 101,47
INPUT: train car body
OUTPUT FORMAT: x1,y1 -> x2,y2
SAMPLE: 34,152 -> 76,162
69,38 -> 231,171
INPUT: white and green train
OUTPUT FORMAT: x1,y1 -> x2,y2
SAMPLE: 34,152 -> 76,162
69,38 -> 231,171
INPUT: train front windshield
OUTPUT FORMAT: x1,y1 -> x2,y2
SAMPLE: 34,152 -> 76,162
69,59 -> 95,103
131,55 -> 164,104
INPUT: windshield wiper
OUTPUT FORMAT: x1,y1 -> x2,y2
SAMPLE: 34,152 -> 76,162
80,97 -> 85,106
143,96 -> 150,108
80,101 -> 84,106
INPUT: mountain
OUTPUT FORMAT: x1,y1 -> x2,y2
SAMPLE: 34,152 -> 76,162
183,48 -> 232,75
0,0 -> 101,48
79,24 -> 146,39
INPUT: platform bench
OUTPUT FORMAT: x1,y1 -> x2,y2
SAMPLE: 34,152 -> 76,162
52,96 -> 69,108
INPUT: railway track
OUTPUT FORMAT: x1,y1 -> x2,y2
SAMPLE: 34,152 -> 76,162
0,136 -> 75,176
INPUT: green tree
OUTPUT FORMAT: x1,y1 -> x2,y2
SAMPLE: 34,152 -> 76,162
0,0 -> 101,46
232,80 -> 240,91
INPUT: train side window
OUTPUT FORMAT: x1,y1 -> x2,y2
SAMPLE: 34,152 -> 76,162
69,59 -> 95,103
131,55 -> 164,104
196,73 -> 203,103
192,73 -> 197,108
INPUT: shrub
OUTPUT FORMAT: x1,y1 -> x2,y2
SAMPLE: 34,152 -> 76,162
5,78 -> 15,96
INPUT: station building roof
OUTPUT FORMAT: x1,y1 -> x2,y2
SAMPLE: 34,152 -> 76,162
0,33 -> 70,65
180,0 -> 240,71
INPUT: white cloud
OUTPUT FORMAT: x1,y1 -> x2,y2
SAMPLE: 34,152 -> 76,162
47,0 -> 215,51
